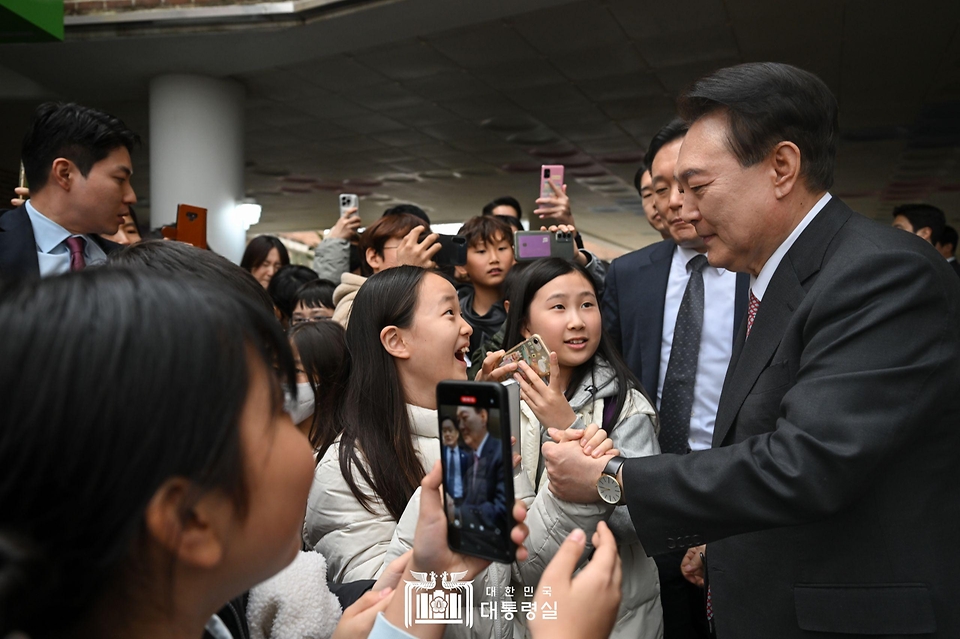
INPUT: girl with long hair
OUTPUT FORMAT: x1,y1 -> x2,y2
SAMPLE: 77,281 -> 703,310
303,266 -> 474,582
477,257 -> 663,639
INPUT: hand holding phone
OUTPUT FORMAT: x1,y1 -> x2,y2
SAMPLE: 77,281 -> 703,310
381,459 -> 530,632
514,230 -> 576,262
396,225 -> 442,269
499,334 -> 551,381
419,232 -> 467,267
329,211 -> 362,241
534,165 -> 574,226
513,350 -> 578,431
339,193 -> 359,218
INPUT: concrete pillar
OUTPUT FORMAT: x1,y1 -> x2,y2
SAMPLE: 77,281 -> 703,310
149,74 -> 246,263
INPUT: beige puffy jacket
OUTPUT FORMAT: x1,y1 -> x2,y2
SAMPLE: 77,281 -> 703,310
302,404 -> 441,582
332,272 -> 365,328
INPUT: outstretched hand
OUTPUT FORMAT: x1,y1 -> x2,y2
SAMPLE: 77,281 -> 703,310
528,521 -> 622,639
383,461 -> 530,638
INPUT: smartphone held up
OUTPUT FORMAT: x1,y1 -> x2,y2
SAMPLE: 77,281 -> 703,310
437,381 -> 517,564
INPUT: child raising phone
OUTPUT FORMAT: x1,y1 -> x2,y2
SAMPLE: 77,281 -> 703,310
476,257 -> 663,639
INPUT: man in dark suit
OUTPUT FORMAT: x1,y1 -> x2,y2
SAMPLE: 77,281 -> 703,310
604,119 -> 748,639
0,102 -> 139,280
544,62 -> 960,638
935,224 -> 960,277
456,406 -> 506,535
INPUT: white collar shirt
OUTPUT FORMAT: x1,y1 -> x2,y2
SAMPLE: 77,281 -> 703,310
751,193 -> 832,301
25,200 -> 108,277
658,245 -> 738,451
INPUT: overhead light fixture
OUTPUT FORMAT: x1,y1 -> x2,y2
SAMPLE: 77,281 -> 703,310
235,200 -> 262,230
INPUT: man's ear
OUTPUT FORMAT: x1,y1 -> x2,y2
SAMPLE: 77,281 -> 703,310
380,325 -> 411,360
454,265 -> 468,280
143,477 -> 229,569
50,158 -> 74,191
365,247 -> 384,272
770,141 -> 801,199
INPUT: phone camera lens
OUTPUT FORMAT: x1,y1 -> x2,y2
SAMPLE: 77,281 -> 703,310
544,169 -> 551,178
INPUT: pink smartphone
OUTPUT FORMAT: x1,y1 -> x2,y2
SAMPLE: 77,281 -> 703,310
540,165 -> 564,200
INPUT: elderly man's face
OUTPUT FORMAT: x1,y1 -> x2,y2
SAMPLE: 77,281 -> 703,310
456,406 -> 488,451
676,112 -> 781,275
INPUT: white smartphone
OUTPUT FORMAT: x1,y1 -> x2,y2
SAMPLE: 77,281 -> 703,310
339,193 -> 359,217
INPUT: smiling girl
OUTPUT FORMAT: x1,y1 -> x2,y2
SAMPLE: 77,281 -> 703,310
303,266 -> 474,582
478,257 -> 663,639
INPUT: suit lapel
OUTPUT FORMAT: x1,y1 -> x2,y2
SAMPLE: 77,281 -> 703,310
712,197 -> 853,447
636,240 -> 675,394
0,205 -> 40,279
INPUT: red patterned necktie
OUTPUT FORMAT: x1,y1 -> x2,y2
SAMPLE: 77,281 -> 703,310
746,290 -> 760,337
66,236 -> 86,272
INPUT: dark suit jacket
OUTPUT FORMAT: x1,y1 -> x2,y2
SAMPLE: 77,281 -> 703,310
602,239 -> 749,397
0,205 -> 120,280
623,198 -> 960,638
949,258 -> 960,278
461,438 -> 506,530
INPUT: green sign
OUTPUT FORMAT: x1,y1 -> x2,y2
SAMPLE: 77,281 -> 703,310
0,0 -> 64,43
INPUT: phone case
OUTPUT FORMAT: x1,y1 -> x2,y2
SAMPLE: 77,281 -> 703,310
175,203 -> 207,250
339,193 -> 359,217
499,334 -> 551,381
540,164 -> 564,199
513,230 -> 576,262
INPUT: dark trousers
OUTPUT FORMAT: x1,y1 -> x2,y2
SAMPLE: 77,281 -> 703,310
655,550 -> 711,639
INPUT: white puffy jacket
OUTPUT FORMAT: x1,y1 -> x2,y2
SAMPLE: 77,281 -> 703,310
382,358 -> 663,639
303,404 -> 442,582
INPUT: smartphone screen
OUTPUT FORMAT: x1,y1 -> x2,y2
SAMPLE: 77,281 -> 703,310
437,381 -> 516,563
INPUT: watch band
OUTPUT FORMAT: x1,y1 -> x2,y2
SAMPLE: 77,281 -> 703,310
603,455 -> 625,478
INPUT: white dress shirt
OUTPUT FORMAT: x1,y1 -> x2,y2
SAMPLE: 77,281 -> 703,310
657,245 -> 738,451
751,193 -> 832,301
24,200 -> 108,277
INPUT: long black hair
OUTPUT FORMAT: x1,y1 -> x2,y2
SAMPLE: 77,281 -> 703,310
290,319 -> 349,454
0,269 -> 295,639
501,258 -> 653,428
240,235 -> 290,272
319,266 -> 430,521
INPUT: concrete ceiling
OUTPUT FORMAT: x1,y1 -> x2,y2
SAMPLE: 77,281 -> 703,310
1,0 -> 959,252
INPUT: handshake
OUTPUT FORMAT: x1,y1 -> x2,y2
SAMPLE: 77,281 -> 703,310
334,461 -> 624,639
542,423 -> 624,505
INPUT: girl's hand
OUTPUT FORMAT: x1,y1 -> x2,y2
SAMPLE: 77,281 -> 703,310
514,352 -> 577,431
528,522 -> 622,639
475,349 -> 518,382
578,423 -> 618,458
331,587 -> 395,639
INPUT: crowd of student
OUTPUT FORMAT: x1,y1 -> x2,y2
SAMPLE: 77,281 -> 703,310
2,60 -> 959,639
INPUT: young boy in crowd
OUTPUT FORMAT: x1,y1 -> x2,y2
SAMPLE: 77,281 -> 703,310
456,215 -> 516,368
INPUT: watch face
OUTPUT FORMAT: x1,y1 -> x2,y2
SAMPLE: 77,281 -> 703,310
597,474 -> 621,505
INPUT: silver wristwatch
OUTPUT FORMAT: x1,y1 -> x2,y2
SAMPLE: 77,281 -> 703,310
596,456 -> 626,505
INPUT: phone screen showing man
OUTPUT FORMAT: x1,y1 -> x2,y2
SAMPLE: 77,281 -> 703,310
437,384 -> 514,563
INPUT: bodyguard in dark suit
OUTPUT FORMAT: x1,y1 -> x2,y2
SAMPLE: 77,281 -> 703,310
0,102 -> 138,281
604,120 -> 748,639
544,62 -> 960,638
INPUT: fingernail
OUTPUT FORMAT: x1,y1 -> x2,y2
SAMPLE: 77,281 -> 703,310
380,587 -> 393,598
569,529 -> 585,543
583,445 -> 592,454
